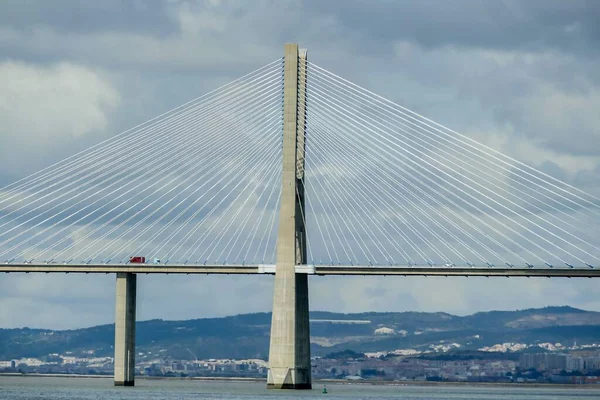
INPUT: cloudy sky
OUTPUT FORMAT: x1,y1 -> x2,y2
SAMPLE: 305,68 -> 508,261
1,0 -> 600,330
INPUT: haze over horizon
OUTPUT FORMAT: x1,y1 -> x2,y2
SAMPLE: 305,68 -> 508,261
1,0 -> 600,330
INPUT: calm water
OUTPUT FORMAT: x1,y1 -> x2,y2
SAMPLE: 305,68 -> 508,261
0,377 -> 599,400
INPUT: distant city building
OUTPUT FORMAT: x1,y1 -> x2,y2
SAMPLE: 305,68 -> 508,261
520,353 -> 567,371
567,355 -> 585,371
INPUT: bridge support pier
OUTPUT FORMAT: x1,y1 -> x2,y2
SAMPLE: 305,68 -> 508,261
267,43 -> 311,390
114,272 -> 136,386
268,272 -> 311,389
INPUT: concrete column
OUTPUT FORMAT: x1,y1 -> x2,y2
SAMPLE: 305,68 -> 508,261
267,43 -> 312,390
114,272 -> 136,386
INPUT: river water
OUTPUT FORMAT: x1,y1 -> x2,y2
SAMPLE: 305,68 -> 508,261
0,377 -> 599,399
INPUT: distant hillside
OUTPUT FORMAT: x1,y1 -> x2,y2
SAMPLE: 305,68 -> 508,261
1,306 -> 599,361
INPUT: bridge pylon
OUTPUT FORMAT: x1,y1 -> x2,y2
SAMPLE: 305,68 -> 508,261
114,272 -> 137,386
267,43 -> 311,390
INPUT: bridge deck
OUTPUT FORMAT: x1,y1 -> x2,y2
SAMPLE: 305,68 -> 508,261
1,264 -> 598,277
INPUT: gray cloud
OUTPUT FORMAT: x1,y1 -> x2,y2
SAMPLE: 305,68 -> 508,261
307,0 -> 600,56
0,0 -> 178,36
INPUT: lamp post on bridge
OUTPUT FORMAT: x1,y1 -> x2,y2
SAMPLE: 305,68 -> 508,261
267,43 -> 312,390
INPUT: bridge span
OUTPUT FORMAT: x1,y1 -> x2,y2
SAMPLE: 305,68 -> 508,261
2,263 -> 599,277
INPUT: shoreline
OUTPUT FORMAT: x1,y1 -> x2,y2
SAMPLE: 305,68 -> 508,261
1,373 -> 599,389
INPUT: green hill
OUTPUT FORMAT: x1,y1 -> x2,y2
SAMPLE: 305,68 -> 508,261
1,306 -> 599,361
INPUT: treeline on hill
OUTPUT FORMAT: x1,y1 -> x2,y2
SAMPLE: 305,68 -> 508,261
1,307 -> 599,360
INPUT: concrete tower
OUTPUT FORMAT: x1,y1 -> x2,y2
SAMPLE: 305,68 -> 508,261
267,43 -> 311,390
114,272 -> 136,386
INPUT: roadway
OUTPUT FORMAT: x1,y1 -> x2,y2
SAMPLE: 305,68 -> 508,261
1,263 -> 599,277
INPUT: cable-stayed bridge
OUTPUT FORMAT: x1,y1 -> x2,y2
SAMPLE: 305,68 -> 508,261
1,44 -> 599,388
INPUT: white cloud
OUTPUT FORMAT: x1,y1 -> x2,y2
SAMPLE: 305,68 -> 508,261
0,274 -> 114,329
467,126 -> 599,177
309,276 -> 600,316
0,61 -> 120,176
3,273 -> 599,330
0,61 -> 119,142
0,273 -> 275,329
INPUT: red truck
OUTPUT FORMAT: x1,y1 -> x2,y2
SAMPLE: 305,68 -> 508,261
129,256 -> 145,264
